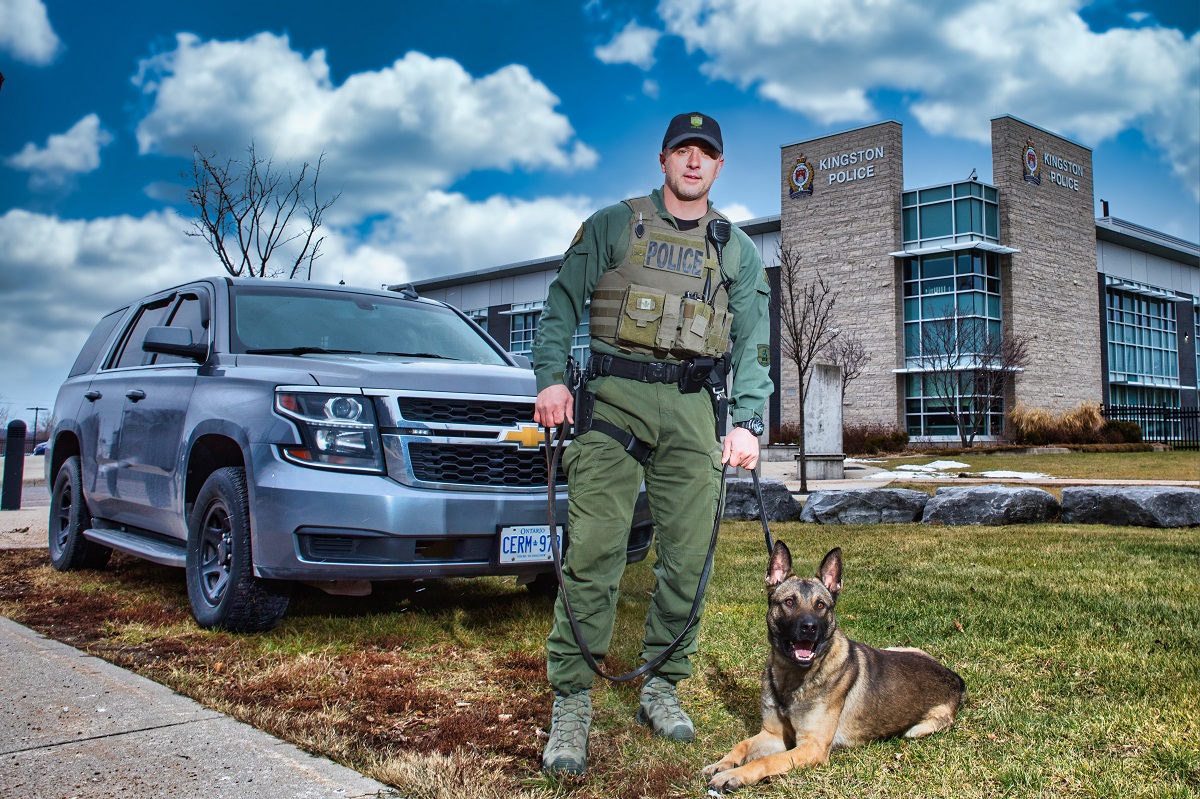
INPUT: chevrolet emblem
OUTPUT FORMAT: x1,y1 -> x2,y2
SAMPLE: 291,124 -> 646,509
500,423 -> 546,449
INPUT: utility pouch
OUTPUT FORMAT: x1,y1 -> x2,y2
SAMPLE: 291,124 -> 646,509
705,353 -> 731,436
678,357 -> 715,394
704,308 -> 732,355
574,389 -> 596,436
616,286 -> 667,350
674,297 -> 713,355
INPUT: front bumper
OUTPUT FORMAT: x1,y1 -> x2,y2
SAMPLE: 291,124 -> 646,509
246,443 -> 653,581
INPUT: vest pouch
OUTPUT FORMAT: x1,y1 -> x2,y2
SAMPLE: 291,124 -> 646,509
673,297 -> 712,356
704,307 -> 732,355
616,286 -> 667,350
655,292 -> 683,351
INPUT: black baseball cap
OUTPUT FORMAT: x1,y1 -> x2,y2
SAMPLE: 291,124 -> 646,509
662,112 -> 723,154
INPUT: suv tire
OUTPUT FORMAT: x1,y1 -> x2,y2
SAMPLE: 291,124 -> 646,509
185,467 -> 290,632
48,456 -> 112,571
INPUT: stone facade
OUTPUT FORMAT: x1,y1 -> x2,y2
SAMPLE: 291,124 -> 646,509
779,122 -> 904,427
991,116 -> 1102,411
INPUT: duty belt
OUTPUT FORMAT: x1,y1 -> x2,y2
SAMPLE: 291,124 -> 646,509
587,353 -> 682,384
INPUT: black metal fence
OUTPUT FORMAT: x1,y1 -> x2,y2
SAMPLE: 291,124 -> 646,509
1103,404 -> 1200,450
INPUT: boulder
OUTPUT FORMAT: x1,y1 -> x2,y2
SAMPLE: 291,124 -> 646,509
921,484 -> 1060,526
1060,486 -> 1200,527
800,489 -> 929,524
723,478 -> 801,522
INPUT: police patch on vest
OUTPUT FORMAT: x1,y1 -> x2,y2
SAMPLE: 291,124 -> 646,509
757,344 -> 770,367
639,233 -> 705,278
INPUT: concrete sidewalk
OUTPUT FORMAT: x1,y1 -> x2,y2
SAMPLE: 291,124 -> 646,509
0,617 -> 401,799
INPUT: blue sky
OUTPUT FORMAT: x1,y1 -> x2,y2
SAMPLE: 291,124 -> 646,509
1,0 -> 1197,424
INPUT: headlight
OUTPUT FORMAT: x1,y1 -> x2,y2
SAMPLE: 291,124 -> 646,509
275,390 -> 384,472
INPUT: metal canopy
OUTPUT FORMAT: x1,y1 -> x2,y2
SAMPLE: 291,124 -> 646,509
888,241 -> 1021,258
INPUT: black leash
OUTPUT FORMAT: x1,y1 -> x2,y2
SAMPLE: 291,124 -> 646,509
542,423 -> 775,684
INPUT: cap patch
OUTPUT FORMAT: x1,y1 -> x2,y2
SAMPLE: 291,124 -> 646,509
690,115 -> 704,129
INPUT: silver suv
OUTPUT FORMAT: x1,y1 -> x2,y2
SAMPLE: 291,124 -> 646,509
46,277 -> 652,631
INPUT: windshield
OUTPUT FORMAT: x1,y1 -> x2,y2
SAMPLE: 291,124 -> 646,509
230,285 -> 508,366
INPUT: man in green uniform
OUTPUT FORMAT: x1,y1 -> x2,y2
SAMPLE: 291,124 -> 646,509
532,112 -> 773,775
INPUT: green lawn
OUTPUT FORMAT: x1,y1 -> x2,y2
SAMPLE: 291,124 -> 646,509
1,519 -> 1197,798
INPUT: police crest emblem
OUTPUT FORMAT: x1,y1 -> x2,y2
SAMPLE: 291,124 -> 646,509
1022,138 -> 1041,186
789,155 -> 814,199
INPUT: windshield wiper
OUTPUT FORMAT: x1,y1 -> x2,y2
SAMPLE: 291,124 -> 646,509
372,351 -> 459,360
244,347 -> 364,356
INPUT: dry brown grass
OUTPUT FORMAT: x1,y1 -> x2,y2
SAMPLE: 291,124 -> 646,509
1007,400 -> 1140,446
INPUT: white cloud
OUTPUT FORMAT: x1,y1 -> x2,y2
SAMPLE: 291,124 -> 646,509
132,33 -> 598,221
352,191 -> 596,283
0,188 -> 597,405
0,209 -> 215,406
0,0 -> 59,65
595,20 -> 662,70
5,114 -> 114,191
656,0 -> 1200,199
642,78 -> 661,99
720,202 -> 756,225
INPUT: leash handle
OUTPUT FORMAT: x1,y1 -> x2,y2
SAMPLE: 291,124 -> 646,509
750,467 -> 775,554
543,423 -> 726,683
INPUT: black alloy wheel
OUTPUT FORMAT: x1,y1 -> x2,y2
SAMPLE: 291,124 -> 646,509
185,467 -> 290,632
47,455 -> 111,571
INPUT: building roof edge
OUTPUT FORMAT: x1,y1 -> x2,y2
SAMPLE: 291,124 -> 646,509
1096,217 -> 1200,266
991,114 -> 1091,152
780,120 -> 902,150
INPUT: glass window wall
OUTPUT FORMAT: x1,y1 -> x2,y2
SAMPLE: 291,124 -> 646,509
1105,283 -> 1179,401
902,250 -> 1005,438
902,180 -> 1001,247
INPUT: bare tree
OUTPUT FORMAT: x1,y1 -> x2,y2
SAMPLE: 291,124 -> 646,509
916,309 -> 1031,447
776,243 -> 840,492
185,142 -> 339,279
825,332 -> 870,398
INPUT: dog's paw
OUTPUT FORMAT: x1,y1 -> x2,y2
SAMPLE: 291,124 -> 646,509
702,760 -> 734,777
708,770 -> 746,794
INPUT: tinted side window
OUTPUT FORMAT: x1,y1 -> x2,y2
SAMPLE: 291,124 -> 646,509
151,294 -> 208,365
110,298 -> 174,369
68,308 -> 128,377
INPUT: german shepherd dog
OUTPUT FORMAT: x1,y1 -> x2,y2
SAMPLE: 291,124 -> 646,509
704,542 -> 965,794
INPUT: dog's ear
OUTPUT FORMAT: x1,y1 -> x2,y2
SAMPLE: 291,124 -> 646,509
817,547 -> 843,599
766,540 -> 793,590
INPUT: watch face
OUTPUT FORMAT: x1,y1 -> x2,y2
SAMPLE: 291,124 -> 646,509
739,418 -> 764,436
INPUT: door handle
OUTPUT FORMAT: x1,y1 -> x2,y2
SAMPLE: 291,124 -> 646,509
125,389 -> 147,402
84,390 -> 102,402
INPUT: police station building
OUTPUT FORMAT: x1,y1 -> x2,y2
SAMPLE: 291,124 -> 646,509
412,115 -> 1200,442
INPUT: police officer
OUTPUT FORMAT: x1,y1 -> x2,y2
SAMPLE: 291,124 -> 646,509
532,112 -> 772,775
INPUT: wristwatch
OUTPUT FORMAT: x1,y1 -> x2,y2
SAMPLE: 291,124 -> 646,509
734,417 -> 765,436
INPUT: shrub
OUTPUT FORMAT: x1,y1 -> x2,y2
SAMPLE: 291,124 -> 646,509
1101,419 -> 1143,444
771,422 -> 804,445
844,422 -> 909,455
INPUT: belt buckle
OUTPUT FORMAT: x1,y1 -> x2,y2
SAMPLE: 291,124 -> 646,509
644,362 -> 667,383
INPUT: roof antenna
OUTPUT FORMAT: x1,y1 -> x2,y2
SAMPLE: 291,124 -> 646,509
968,167 -> 977,181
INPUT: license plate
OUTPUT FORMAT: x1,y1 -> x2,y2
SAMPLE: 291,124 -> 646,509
499,525 -> 563,564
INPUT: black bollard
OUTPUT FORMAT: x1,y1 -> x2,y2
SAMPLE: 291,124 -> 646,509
2,420 -> 27,510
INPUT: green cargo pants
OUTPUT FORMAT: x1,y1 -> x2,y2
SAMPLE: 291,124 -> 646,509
547,374 -> 723,695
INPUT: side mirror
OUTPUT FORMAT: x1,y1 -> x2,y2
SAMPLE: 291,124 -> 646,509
143,326 -> 208,362
508,353 -> 532,369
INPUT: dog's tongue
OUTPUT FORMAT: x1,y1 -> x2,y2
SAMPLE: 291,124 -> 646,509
792,640 -> 816,661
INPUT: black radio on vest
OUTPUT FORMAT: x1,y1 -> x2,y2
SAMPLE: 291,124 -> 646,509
705,218 -> 732,306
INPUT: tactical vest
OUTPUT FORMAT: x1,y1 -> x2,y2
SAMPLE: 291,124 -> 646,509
589,196 -> 734,360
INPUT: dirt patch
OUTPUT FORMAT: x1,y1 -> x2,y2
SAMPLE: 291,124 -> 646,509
0,549 -> 704,798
